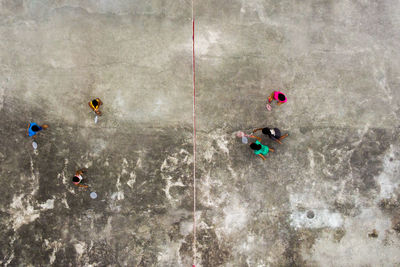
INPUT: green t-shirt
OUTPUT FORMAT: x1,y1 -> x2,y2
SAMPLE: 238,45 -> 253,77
253,140 -> 269,155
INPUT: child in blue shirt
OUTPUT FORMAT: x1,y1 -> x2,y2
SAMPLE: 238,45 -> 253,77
27,122 -> 48,138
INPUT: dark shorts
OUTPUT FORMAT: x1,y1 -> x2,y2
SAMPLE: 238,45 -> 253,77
270,128 -> 281,140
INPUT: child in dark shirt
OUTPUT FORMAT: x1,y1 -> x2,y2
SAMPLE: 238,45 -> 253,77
253,127 -> 288,145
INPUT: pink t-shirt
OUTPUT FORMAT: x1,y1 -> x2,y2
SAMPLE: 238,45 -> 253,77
274,91 -> 287,103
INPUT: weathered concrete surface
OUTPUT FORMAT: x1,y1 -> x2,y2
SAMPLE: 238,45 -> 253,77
1,0 -> 400,266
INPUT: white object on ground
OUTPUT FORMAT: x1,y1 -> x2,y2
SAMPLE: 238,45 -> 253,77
241,136 -> 248,144
266,103 -> 272,111
32,141 -> 38,149
237,131 -> 245,138
94,116 -> 98,124
237,131 -> 252,138
90,192 -> 97,199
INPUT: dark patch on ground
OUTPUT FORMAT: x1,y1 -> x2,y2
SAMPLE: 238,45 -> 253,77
379,197 -> 400,212
350,128 -> 393,196
10,221 -> 56,266
380,196 -> 400,235
52,243 -> 77,267
84,241 -> 117,266
184,228 -> 231,267
368,229 -> 378,238
333,228 -> 346,243
393,221 -> 400,233
0,97 -> 199,265
269,213 -> 320,267
334,199 -> 359,217
279,230 -> 309,267
197,228 -> 231,266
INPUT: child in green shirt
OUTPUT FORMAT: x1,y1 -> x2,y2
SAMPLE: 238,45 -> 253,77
249,137 -> 274,160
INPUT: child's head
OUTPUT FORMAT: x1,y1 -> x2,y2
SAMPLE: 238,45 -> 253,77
262,127 -> 271,135
250,143 -> 262,150
95,110 -> 102,115
72,176 -> 80,183
42,124 -> 49,129
278,93 -> 286,102
31,125 -> 40,132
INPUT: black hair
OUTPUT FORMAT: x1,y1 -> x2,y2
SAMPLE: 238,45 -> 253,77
278,93 -> 285,101
250,143 -> 262,150
31,125 -> 40,132
72,176 -> 80,183
92,99 -> 98,106
262,127 -> 271,136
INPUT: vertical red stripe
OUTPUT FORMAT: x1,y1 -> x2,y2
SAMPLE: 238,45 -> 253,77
192,4 -> 197,266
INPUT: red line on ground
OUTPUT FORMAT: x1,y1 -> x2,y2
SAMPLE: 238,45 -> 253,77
192,1 -> 197,266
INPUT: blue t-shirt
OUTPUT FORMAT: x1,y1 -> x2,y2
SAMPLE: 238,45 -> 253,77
28,122 -> 42,137
253,140 -> 269,156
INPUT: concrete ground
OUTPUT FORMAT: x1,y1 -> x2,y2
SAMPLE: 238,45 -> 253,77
1,0 -> 400,266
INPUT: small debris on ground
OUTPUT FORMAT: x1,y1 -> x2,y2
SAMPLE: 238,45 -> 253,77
368,229 -> 378,238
